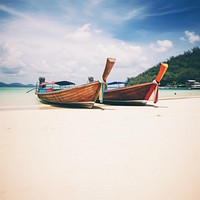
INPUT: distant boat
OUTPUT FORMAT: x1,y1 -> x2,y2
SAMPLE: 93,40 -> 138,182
190,83 -> 200,89
35,58 -> 116,108
189,81 -> 200,90
100,63 -> 168,105
186,80 -> 200,89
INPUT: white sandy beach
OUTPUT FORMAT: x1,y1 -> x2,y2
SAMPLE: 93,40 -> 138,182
0,97 -> 200,200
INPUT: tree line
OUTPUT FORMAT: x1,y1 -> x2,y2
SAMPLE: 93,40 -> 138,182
127,46 -> 200,87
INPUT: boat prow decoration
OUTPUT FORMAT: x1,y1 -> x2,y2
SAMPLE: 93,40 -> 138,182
99,58 -> 116,103
145,63 -> 168,103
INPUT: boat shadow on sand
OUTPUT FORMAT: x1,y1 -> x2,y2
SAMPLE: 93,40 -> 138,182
38,100 -> 106,110
45,102 -> 168,110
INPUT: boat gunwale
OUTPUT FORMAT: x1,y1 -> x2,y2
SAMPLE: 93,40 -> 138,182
105,82 -> 154,93
36,80 -> 101,95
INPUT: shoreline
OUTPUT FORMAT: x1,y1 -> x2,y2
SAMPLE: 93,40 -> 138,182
0,95 -> 199,111
159,95 -> 200,100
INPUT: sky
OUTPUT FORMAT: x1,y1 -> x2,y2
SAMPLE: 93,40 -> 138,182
0,0 -> 200,84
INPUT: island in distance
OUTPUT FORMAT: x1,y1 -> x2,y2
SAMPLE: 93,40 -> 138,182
0,82 -> 35,87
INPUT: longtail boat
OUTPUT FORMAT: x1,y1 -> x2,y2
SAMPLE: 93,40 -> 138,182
100,63 -> 168,105
35,58 -> 116,108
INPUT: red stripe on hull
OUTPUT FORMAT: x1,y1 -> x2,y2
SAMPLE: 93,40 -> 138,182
144,84 -> 157,100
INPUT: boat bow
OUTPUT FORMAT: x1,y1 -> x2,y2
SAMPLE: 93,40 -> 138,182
99,58 -> 116,103
145,63 -> 168,103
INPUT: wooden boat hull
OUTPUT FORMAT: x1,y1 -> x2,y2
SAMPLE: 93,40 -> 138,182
36,81 -> 101,108
35,58 -> 116,108
99,63 -> 168,105
102,82 -> 156,105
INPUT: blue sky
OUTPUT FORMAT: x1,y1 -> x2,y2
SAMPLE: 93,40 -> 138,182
0,0 -> 200,84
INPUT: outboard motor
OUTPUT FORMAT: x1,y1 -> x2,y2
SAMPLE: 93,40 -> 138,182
88,76 -> 94,83
39,77 -> 45,84
38,77 -> 45,89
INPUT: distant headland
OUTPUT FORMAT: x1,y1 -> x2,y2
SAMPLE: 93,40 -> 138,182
0,82 -> 35,87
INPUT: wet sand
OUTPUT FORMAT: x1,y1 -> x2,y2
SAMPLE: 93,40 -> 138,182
0,98 -> 200,200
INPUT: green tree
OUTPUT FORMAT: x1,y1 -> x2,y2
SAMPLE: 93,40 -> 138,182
127,46 -> 200,87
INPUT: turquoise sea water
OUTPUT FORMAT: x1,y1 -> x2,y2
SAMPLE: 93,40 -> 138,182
0,87 -> 39,107
0,87 -> 200,107
159,88 -> 200,98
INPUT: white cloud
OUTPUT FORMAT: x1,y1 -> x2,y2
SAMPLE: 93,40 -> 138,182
0,5 -> 29,19
149,40 -> 173,53
0,12 -> 174,84
0,42 -> 24,74
123,7 -> 146,21
184,30 -> 200,44
64,23 -> 92,42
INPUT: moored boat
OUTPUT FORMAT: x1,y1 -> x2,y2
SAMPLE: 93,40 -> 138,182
35,58 -> 116,108
190,83 -> 200,89
100,63 -> 168,105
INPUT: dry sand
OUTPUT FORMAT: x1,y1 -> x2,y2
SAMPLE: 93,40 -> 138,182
0,98 -> 200,200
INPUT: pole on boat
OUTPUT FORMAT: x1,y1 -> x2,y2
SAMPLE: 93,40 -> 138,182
26,88 -> 35,93
99,58 -> 116,103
